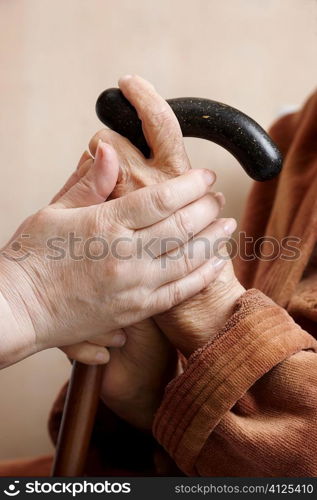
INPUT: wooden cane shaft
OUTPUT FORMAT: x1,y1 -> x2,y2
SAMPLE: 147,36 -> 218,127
51,362 -> 104,477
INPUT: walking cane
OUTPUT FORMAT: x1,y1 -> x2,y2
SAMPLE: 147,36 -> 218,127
52,88 -> 283,476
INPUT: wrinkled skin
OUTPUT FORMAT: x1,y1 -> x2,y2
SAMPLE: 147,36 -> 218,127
63,76 -> 245,430
89,77 -> 243,354
1,141 -> 227,371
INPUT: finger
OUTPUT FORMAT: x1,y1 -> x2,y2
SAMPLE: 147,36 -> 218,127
76,150 -> 93,170
61,343 -> 110,365
50,159 -> 92,204
152,218 -> 236,286
109,168 -> 215,229
214,191 -> 226,210
119,75 -> 189,168
50,152 -> 93,204
137,192 -> 221,258
88,329 -> 127,347
54,141 -> 119,209
153,257 -> 227,313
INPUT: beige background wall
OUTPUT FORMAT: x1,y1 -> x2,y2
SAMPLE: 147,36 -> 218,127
0,0 -> 316,461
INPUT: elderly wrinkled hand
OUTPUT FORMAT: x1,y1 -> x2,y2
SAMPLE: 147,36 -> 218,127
90,76 -> 244,356
0,138 -> 228,369
62,75 -> 244,429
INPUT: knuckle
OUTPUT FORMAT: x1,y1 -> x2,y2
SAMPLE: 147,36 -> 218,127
147,106 -> 172,129
150,185 -> 173,217
169,282 -> 184,307
152,295 -> 166,315
119,286 -> 147,317
198,267 -> 210,290
32,207 -> 51,228
181,250 -> 193,275
173,209 -> 193,240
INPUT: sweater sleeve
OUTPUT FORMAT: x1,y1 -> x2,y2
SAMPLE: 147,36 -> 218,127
152,289 -> 317,477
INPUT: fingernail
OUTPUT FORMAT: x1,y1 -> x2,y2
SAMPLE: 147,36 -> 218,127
223,218 -> 237,235
94,138 -> 103,160
94,139 -> 108,167
111,332 -> 127,347
212,257 -> 226,269
93,139 -> 101,165
203,169 -> 215,185
95,351 -> 109,363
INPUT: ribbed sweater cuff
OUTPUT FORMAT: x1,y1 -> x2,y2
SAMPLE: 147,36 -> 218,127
153,289 -> 317,475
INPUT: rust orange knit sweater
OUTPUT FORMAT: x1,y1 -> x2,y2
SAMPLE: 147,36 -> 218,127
1,90 -> 316,477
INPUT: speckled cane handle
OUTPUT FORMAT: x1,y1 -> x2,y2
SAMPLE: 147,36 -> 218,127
96,88 -> 282,182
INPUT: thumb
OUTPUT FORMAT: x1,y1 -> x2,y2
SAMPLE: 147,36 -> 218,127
50,152 -> 93,205
54,141 -> 119,208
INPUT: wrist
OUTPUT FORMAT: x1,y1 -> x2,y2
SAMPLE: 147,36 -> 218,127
155,262 -> 245,357
0,257 -> 41,367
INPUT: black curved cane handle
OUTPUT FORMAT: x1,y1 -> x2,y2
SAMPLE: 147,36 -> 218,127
96,88 -> 282,182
